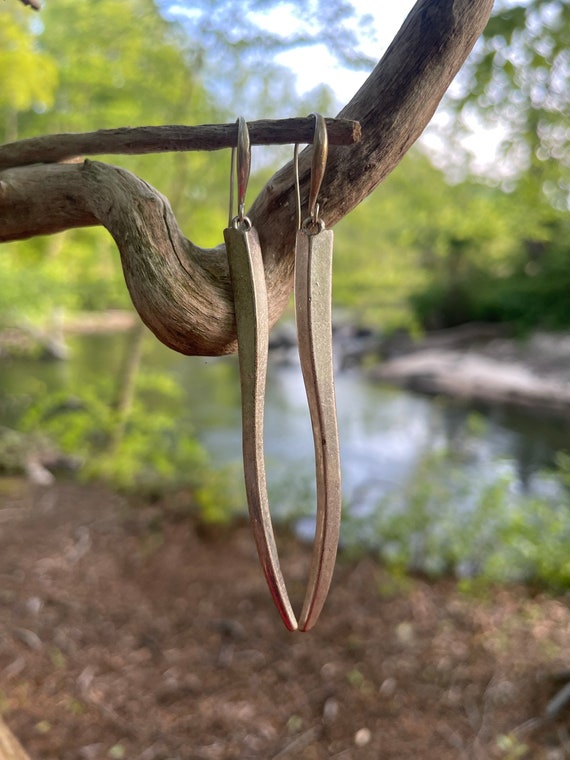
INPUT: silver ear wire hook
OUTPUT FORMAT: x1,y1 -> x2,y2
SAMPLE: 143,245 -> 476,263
307,113 -> 328,227
228,146 -> 235,228
293,142 -> 301,231
229,116 -> 252,228
236,115 -> 251,223
294,114 -> 328,232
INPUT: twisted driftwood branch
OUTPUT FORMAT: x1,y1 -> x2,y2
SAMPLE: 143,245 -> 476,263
0,0 -> 494,356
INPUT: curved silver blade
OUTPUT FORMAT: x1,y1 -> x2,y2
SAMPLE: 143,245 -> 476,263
295,227 -> 342,632
225,224 -> 298,632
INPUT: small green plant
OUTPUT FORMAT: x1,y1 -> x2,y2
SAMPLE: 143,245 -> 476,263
357,441 -> 570,591
19,368 -> 243,524
496,733 -> 529,758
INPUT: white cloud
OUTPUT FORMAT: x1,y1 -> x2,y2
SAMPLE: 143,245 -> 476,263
273,1 -> 417,102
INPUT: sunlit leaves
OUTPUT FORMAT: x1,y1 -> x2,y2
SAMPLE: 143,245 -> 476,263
0,0 -> 229,322
33,0 -> 216,131
442,0 -> 569,205
0,5 -> 57,137
348,438 -> 570,589
333,151 -> 524,328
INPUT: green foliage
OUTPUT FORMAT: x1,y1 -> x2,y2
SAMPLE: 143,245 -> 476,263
0,4 -> 57,139
349,441 -> 570,590
2,0 -> 568,338
192,462 -> 244,524
336,148 -> 570,333
0,0 -> 229,324
333,153 -> 434,329
17,362 -> 241,523
26,0 -> 211,134
0,230 -> 130,324
332,150 -> 569,332
442,0 -> 569,205
555,450 -> 570,487
410,201 -> 570,331
468,248 -> 570,331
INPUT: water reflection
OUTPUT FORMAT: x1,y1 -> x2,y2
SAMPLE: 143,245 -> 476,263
0,332 -> 567,529
172,350 -> 566,523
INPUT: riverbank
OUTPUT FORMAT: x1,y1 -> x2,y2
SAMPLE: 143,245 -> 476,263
371,326 -> 570,418
4,312 -> 570,421
0,478 -> 569,759
0,310 -> 137,360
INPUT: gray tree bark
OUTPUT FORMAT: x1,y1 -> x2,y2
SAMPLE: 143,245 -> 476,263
0,0 -> 495,356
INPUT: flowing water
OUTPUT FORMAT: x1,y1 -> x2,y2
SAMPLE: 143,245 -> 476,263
1,330 -> 568,562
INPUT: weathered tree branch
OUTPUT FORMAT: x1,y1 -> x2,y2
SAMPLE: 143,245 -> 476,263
0,0 -> 495,356
0,118 -> 361,171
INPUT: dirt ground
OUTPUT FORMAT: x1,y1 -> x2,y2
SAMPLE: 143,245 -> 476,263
0,478 -> 569,760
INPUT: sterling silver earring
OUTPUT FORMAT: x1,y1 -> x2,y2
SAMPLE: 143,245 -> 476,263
294,114 -> 342,631
224,117 -> 298,632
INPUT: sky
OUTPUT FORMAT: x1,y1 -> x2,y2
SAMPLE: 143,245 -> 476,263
268,0 -> 503,172
270,0 -> 417,103
166,0 -> 503,173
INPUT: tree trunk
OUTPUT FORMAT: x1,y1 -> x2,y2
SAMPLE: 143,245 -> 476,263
0,0 -> 495,357
110,320 -> 146,449
0,717 -> 32,760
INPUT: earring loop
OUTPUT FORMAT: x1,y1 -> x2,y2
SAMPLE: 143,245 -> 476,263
293,142 -> 301,231
294,113 -> 329,233
228,116 -> 252,228
307,113 -> 328,227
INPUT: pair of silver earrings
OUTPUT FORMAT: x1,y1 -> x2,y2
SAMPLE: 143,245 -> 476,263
224,115 -> 341,632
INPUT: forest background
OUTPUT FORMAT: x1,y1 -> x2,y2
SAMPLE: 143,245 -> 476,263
2,0 -> 568,330
1,0 -> 569,584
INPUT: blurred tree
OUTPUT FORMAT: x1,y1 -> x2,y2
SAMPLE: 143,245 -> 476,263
0,0 -> 232,323
0,0 -> 346,327
334,151 -> 528,329
0,4 -> 57,142
157,0 -> 376,114
437,0 -> 569,208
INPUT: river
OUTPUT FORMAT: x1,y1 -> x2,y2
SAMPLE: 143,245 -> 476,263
1,331 -> 568,577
